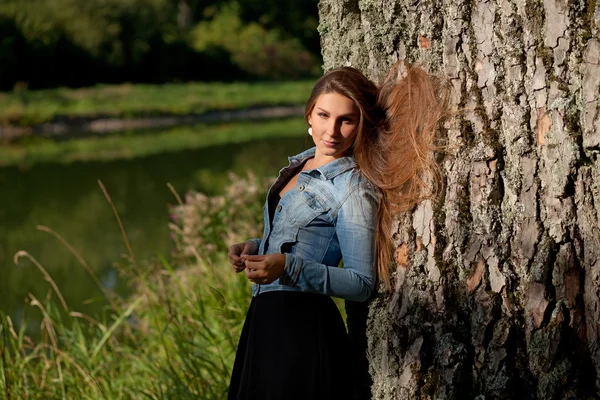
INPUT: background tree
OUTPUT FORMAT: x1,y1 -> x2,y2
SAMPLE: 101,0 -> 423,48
0,0 -> 320,89
318,0 -> 600,398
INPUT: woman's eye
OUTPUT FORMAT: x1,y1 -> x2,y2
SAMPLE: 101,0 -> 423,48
318,113 -> 328,118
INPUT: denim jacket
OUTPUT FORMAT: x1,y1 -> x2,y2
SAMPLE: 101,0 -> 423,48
248,147 -> 377,302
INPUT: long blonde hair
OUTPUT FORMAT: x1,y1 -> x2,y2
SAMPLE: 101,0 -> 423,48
305,61 -> 448,289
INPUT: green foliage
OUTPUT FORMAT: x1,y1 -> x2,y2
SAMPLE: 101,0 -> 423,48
0,175 -> 265,399
0,0 -> 173,84
190,2 -> 319,79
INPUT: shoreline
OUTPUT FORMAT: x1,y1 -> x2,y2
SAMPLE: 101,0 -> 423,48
0,104 -> 305,142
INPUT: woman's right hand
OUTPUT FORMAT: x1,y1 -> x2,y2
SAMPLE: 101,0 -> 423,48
228,241 -> 258,273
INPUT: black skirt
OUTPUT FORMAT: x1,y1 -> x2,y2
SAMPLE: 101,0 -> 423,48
228,291 -> 352,400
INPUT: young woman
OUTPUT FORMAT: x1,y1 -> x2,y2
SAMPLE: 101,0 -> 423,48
227,62 -> 446,400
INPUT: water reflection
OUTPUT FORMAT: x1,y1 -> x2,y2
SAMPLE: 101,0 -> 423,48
0,135 -> 308,330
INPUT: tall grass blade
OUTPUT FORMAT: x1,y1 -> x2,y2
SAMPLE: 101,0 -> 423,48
37,225 -> 120,312
91,297 -> 142,361
14,251 -> 69,312
98,179 -> 139,272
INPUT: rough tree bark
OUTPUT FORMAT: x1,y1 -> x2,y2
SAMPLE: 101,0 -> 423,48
318,0 -> 600,398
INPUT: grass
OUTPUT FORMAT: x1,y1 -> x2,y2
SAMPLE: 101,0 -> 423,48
0,255 -> 252,399
0,80 -> 314,126
0,117 -> 307,167
0,174 -> 266,399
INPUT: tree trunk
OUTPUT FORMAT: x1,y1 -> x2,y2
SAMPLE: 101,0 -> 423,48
318,0 -> 600,398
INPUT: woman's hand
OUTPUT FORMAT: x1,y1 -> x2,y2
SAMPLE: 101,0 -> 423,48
243,254 -> 286,285
228,241 -> 258,273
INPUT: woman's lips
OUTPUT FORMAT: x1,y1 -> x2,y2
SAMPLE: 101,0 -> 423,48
323,140 -> 338,147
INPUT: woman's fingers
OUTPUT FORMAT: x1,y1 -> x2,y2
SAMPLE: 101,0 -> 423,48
245,263 -> 275,285
244,255 -> 284,284
228,243 -> 247,272
243,255 -> 266,261
244,262 -> 266,279
228,244 -> 242,260
241,241 -> 258,256
243,254 -> 285,283
229,256 -> 244,272
229,254 -> 243,267
233,264 -> 245,273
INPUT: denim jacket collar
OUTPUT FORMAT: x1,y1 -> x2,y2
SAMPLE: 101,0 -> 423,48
287,147 -> 357,181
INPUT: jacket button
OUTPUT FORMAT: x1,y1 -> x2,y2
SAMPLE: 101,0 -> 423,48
276,205 -> 282,212
298,185 -> 305,191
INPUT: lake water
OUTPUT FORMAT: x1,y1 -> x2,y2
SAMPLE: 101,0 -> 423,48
0,131 -> 308,330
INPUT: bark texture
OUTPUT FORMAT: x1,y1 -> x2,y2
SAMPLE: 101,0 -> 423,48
319,0 -> 600,398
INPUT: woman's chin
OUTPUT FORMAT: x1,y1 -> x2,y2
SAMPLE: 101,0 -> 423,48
317,145 -> 347,158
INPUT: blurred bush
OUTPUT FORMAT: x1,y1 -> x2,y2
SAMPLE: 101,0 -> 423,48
190,2 -> 319,79
169,172 -> 271,260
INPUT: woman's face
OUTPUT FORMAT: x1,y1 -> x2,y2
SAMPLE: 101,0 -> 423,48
308,92 -> 359,162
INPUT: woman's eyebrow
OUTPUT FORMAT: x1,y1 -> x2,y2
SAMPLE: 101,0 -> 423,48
316,107 -> 357,118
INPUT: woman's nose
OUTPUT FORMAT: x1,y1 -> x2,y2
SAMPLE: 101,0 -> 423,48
327,120 -> 341,135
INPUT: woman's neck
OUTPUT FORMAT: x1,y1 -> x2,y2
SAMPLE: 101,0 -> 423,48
311,150 -> 349,170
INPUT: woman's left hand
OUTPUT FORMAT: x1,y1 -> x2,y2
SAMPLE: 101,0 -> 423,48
243,254 -> 286,285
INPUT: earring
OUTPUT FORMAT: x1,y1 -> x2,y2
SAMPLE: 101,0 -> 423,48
308,127 -> 313,136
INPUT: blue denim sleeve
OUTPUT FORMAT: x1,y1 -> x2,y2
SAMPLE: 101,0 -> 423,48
279,184 -> 377,302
